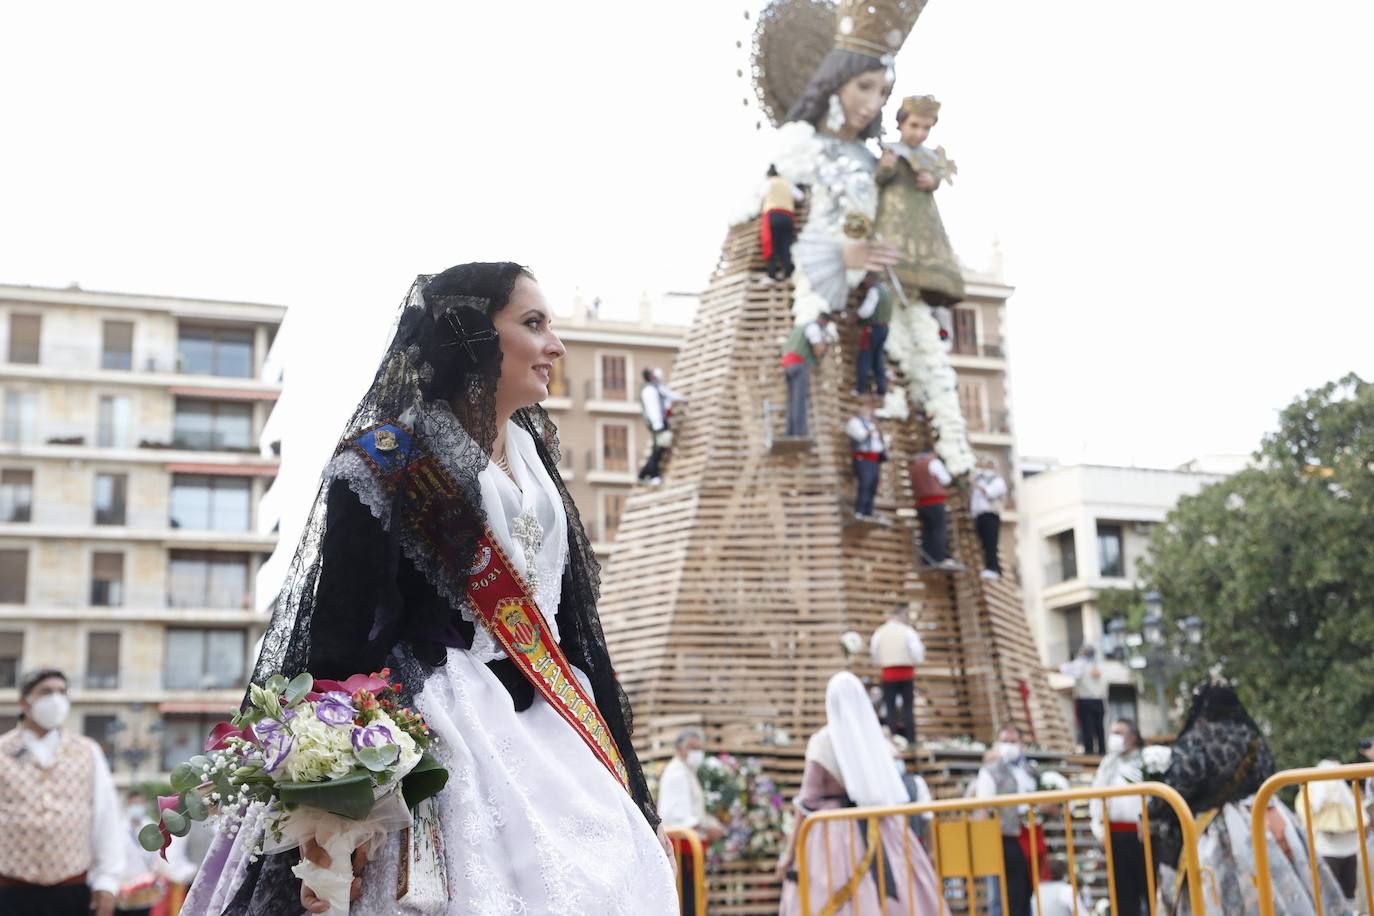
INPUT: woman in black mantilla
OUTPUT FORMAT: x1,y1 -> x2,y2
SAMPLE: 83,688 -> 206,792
1148,681 -> 1346,915
183,264 -> 678,915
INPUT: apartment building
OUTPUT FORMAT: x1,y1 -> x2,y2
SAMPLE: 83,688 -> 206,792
543,294 -> 691,554
0,284 -> 283,785
1017,461 -> 1226,735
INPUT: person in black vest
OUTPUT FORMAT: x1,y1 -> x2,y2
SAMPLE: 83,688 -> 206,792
908,450 -> 959,570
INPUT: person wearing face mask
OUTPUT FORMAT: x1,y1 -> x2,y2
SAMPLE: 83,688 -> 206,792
973,724 -> 1039,916
1089,719 -> 1147,916
0,668 -> 123,916
657,727 -> 723,916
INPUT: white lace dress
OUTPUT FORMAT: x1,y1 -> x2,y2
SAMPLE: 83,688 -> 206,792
354,419 -> 677,915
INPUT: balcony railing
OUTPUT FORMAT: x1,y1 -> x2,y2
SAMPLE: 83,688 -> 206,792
1,421 -> 267,455
965,409 -> 1013,436
170,430 -> 256,452
3,342 -> 265,380
950,337 -> 1007,360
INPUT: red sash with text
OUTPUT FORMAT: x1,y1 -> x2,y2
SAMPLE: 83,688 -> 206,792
465,532 -> 630,792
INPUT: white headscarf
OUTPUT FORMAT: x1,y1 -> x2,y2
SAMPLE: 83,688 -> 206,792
820,671 -> 910,807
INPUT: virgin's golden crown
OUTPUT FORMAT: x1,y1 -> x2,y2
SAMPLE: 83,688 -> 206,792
899,94 -> 941,121
834,0 -> 927,60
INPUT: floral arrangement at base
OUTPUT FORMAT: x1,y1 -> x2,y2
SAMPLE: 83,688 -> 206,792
146,669 -> 447,914
885,297 -> 976,475
696,754 -> 792,869
839,630 -> 864,657
1039,770 -> 1071,792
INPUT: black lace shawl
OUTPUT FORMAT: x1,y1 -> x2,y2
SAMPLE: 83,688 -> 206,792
1147,684 -> 1275,867
218,268 -> 657,915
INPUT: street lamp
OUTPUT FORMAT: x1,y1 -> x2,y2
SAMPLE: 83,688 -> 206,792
1113,592 -> 1201,732
1182,615 -> 1204,646
1142,591 -> 1165,646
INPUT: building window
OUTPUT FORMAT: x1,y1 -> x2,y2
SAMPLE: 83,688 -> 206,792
1047,529 -> 1076,585
97,395 -> 131,448
7,314 -> 40,364
599,354 -> 628,401
600,424 -> 629,472
95,473 -> 128,526
1107,684 -> 1139,727
178,325 -> 254,378
170,474 -> 250,531
1,469 -> 33,522
1097,523 -> 1125,578
168,550 -> 251,609
83,714 -> 118,764
957,380 -> 988,433
602,492 -> 627,543
85,632 -> 120,689
952,307 -> 979,356
163,628 -> 247,690
0,550 -> 26,604
2,390 -> 37,444
161,714 -> 227,770
101,321 -> 134,371
0,631 -> 22,687
90,552 -> 125,607
1063,604 -> 1085,661
173,399 -> 253,451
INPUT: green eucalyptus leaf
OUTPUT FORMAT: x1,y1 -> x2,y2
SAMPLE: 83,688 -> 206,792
355,744 -> 400,772
183,790 -> 209,821
160,808 -> 187,835
138,823 -> 165,851
169,763 -> 196,793
284,672 -> 314,706
265,674 -> 289,694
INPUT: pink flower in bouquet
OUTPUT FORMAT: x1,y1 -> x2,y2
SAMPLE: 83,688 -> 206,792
252,718 -> 294,773
307,671 -> 389,701
314,691 -> 355,727
204,721 -> 251,753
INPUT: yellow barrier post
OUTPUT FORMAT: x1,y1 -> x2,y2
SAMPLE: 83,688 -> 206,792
664,827 -> 706,916
795,782 -> 1205,916
1351,776 -> 1374,916
1251,762 -> 1374,916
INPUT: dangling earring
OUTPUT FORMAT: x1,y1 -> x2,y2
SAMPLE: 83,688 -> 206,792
825,93 -> 846,134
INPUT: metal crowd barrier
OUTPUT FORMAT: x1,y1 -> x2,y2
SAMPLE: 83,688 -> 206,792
795,782 -> 1207,916
1251,761 -> 1374,916
665,826 -> 707,916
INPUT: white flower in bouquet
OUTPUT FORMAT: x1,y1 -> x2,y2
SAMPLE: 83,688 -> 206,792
840,630 -> 864,656
1142,745 -> 1172,778
1039,770 -> 1070,791
281,707 -> 357,784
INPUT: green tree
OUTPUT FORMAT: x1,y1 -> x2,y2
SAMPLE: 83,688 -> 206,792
1141,373 -> 1374,768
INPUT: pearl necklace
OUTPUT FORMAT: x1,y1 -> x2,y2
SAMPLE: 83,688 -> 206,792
494,452 -> 519,488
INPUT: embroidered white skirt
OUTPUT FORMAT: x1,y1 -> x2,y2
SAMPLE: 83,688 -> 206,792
356,648 -> 678,915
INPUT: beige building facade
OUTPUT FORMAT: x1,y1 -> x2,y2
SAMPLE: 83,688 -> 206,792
0,284 -> 283,785
544,295 -> 691,555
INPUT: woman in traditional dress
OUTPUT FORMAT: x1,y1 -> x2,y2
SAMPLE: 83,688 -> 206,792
774,672 -> 943,915
183,263 -> 678,915
1149,681 -> 1348,915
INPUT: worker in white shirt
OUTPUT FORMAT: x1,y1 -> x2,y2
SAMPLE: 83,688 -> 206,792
846,396 -> 887,520
1090,719 -> 1147,916
638,368 -> 676,485
0,668 -> 123,916
870,605 -> 926,744
655,727 -> 723,916
1059,645 -> 1108,754
1296,759 -> 1362,901
971,457 -> 1009,579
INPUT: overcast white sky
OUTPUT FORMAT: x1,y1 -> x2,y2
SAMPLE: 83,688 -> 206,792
4,1 -> 1373,528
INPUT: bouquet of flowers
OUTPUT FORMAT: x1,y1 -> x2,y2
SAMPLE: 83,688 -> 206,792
144,669 -> 447,914
696,754 -> 792,869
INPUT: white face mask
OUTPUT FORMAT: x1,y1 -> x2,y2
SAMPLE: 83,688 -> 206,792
28,692 -> 70,731
1106,733 -> 1127,755
686,749 -> 705,768
997,741 -> 1021,762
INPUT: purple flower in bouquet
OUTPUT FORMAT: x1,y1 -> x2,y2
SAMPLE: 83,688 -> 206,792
314,691 -> 356,727
252,718 -> 294,773
351,723 -> 396,752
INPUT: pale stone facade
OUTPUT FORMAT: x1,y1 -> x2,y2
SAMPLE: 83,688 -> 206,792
1017,461 -> 1227,737
0,284 -> 283,785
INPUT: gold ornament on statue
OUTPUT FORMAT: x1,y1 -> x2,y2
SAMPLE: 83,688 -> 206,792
843,212 -> 873,239
898,94 -> 941,122
833,0 -> 926,61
